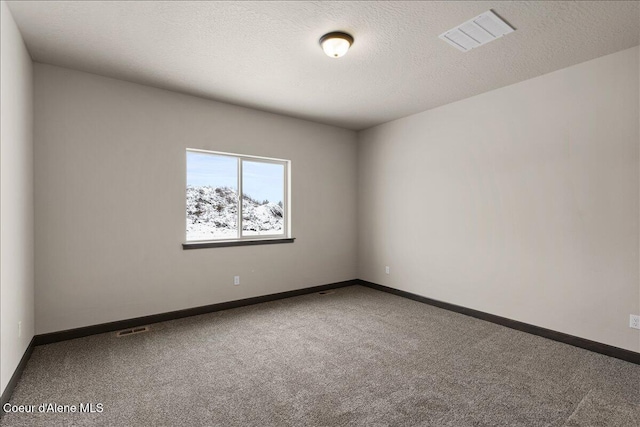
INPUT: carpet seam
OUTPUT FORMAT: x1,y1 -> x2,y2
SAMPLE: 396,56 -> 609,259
562,389 -> 595,426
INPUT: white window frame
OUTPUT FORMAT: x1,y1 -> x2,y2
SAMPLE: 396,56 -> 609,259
185,148 -> 291,243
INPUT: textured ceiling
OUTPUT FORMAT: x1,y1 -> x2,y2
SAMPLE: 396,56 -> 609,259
7,1 -> 640,130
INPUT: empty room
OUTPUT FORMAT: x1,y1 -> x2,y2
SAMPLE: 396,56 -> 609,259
1,1 -> 639,426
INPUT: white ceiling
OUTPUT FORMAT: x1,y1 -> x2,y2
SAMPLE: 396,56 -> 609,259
7,1 -> 640,130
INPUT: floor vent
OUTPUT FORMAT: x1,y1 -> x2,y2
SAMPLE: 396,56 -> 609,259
116,326 -> 150,337
318,290 -> 335,295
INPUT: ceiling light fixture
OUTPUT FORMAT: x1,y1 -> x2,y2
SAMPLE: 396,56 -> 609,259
319,32 -> 353,58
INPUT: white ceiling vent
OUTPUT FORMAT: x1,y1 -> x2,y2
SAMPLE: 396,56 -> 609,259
439,10 -> 515,52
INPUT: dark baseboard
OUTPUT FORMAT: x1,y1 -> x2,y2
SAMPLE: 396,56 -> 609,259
1,336 -> 36,414
7,277 -> 637,412
34,279 -> 357,346
358,280 -> 640,365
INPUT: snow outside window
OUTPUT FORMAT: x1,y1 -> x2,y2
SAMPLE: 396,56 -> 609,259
186,149 -> 289,242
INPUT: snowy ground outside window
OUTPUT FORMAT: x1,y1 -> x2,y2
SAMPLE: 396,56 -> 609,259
186,186 -> 283,241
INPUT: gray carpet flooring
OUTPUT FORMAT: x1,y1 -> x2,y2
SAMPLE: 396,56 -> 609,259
2,285 -> 639,426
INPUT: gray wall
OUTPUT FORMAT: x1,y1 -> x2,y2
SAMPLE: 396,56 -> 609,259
23,38 -> 640,355
358,47 -> 640,352
34,64 -> 358,334
1,1 -> 35,395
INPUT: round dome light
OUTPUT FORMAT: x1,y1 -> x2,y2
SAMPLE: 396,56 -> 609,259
319,32 -> 353,58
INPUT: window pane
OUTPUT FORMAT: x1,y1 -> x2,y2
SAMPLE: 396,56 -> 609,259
242,161 -> 285,237
186,152 -> 238,241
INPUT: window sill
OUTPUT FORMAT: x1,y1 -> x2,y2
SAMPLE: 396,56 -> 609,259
182,238 -> 295,250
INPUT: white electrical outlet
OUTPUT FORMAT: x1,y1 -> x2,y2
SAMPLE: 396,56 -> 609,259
385,266 -> 390,275
630,314 -> 640,330
234,276 -> 240,286
18,321 -> 22,338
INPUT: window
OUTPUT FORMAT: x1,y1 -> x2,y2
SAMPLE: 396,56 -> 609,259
185,149 -> 290,244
